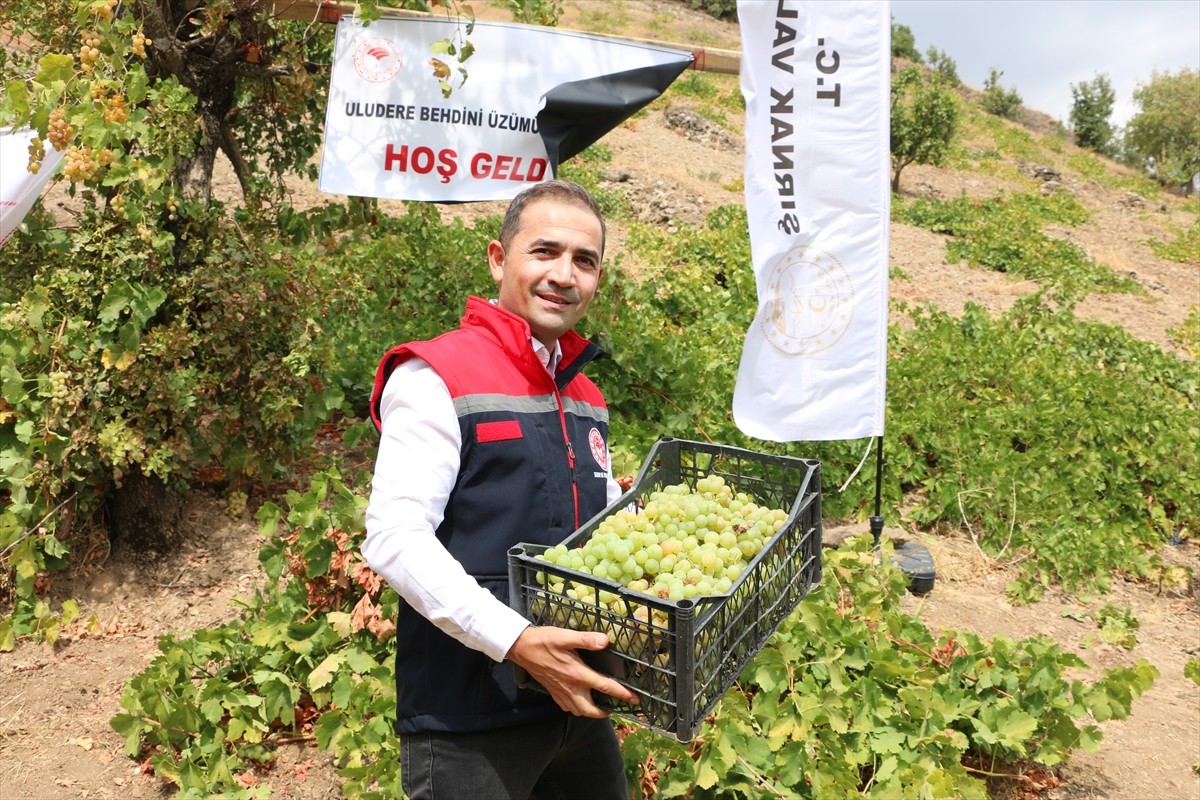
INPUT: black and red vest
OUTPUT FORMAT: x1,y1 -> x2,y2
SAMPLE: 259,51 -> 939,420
369,296 -> 612,733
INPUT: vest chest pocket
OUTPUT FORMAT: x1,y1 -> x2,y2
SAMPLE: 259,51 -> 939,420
475,420 -> 523,443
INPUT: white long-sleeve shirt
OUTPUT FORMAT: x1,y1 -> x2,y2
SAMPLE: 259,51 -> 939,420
363,338 -> 622,663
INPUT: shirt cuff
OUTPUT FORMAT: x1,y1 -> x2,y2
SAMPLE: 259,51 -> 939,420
476,604 -> 533,662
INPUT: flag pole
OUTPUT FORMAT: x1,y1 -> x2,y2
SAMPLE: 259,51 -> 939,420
870,434 -> 884,549
871,433 -> 937,595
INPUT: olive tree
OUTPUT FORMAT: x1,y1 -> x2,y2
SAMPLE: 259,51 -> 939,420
1070,73 -> 1116,156
1124,67 -> 1200,193
891,19 -> 923,63
981,66 -> 1022,120
890,65 -> 959,193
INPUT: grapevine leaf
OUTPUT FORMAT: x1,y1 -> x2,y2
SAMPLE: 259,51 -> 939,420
695,756 -> 720,790
752,647 -> 788,693
309,652 -> 345,691
3,80 -> 30,117
872,727 -> 906,754
109,713 -> 146,756
994,706 -> 1038,748
344,648 -> 381,674
314,710 -> 342,750
126,66 -> 149,104
200,697 -> 225,724
327,611 -> 353,638
34,54 -> 74,86
1185,658 -> 1200,686
1077,724 -> 1103,751
875,754 -> 899,785
99,279 -> 132,322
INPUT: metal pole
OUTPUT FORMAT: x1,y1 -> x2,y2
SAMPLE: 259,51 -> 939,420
870,434 -> 884,548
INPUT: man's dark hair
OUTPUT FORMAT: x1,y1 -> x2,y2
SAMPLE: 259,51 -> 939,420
499,180 -> 607,258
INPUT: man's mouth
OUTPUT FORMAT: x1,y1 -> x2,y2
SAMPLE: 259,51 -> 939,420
536,290 -> 574,307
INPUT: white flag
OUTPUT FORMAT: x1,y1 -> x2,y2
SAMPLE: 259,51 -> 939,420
1,127 -> 64,249
733,0 -> 890,442
320,16 -> 691,202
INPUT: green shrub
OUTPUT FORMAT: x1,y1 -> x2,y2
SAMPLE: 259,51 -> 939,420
1168,306 -> 1200,359
685,0 -> 737,20
982,67 -> 1023,120
1,208 -> 344,643
886,296 -> 1198,600
894,191 -> 1140,298
114,486 -> 1159,799
1145,217 -> 1200,264
320,203 -> 497,416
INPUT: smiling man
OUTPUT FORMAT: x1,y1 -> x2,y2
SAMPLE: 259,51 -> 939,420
364,180 -> 637,800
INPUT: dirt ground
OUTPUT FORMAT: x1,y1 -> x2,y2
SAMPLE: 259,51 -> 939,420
3,1 -> 1199,798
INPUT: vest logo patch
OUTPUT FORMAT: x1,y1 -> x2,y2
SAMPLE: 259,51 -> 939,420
588,428 -> 608,470
476,420 -> 522,443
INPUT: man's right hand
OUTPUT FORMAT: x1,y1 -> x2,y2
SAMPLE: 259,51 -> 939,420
506,625 -> 639,718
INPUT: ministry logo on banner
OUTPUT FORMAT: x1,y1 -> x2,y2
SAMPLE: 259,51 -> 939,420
320,16 -> 692,203
733,0 -> 890,442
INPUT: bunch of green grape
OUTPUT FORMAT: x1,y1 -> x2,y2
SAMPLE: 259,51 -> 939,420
530,474 -> 790,646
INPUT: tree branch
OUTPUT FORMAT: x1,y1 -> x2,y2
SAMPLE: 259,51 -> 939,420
217,121 -> 260,211
220,63 -> 295,80
136,0 -> 186,76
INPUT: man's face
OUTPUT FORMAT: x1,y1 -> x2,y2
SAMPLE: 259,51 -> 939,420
488,198 -> 604,349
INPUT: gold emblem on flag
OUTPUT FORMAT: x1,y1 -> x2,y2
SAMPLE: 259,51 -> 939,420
760,244 -> 854,356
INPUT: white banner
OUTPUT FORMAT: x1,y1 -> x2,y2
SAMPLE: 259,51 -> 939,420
320,16 -> 691,202
733,0 -> 890,442
1,127 -> 64,249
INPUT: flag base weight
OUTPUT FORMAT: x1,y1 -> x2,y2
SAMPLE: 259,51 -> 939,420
891,540 -> 937,595
871,516 -> 937,596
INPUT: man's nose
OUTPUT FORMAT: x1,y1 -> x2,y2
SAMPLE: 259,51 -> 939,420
547,253 -> 575,285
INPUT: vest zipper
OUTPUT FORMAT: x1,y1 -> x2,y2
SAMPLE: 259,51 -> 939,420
555,380 -> 580,528
565,438 -> 579,529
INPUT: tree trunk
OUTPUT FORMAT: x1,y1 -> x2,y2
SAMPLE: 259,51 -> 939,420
139,0 -> 246,207
106,470 -> 185,557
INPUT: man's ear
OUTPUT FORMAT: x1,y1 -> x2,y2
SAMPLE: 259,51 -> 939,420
487,240 -> 505,282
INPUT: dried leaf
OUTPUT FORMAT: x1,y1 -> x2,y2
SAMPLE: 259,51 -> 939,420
429,58 -> 451,79
367,614 -> 396,642
349,592 -> 378,633
352,562 -> 382,595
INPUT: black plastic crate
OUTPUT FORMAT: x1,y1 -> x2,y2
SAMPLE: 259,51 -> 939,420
508,438 -> 822,742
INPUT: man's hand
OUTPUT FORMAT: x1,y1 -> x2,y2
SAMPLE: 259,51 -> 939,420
506,625 -> 639,718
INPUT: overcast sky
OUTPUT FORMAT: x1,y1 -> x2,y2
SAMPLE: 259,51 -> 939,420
889,0 -> 1200,130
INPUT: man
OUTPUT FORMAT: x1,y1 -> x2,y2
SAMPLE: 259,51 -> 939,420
363,180 -> 638,800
